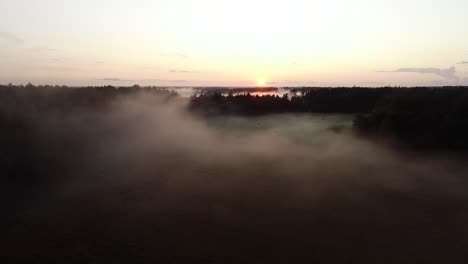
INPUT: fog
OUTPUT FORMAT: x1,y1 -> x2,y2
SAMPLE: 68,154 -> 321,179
4,93 -> 468,263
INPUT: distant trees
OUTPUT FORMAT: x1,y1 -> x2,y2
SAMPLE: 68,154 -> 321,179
190,87 -> 392,116
0,84 -> 178,113
190,92 -> 293,116
353,87 -> 468,150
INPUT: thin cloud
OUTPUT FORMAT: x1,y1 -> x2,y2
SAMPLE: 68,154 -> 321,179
24,65 -> 81,72
26,47 -> 57,53
96,78 -> 134,82
169,69 -> 199,74
263,80 -> 317,87
458,61 -> 468,64
0,32 -> 24,46
283,80 -> 317,86
460,78 -> 468,86
144,79 -> 187,83
380,67 -> 459,81
160,52 -> 189,59
361,81 -> 385,85
52,57 -> 74,64
358,81 -> 386,86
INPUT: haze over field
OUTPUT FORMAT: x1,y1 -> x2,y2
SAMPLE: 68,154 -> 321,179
4,92 -> 468,262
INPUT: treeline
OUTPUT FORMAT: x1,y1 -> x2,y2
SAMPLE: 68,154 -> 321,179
190,87 -> 395,115
195,87 -> 279,95
0,84 -> 177,114
354,87 -> 468,151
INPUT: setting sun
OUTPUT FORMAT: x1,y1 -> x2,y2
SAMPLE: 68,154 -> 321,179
258,79 -> 266,87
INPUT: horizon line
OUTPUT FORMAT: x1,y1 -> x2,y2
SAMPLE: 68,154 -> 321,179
2,84 -> 468,89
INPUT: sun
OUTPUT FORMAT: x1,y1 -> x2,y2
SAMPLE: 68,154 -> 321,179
258,79 -> 266,87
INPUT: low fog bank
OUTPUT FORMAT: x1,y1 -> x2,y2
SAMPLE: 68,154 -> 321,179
3,93 -> 468,263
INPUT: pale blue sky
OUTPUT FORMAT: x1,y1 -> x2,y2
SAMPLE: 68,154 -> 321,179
1,0 -> 468,86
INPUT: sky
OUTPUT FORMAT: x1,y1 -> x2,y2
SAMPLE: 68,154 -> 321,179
1,0 -> 468,87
